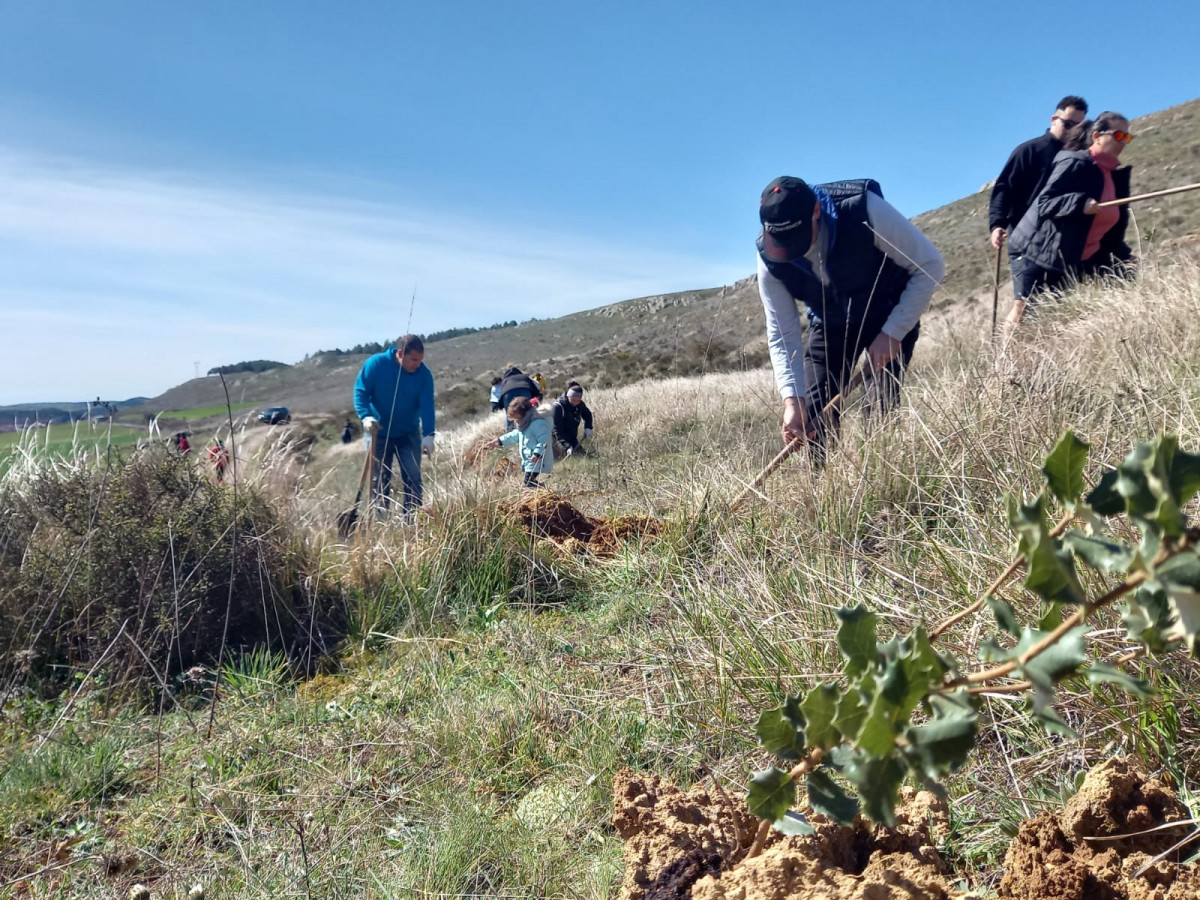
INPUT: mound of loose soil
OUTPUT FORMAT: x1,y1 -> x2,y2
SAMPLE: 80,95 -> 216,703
612,770 -> 960,900
997,757 -> 1200,900
614,759 -> 1200,900
507,493 -> 661,557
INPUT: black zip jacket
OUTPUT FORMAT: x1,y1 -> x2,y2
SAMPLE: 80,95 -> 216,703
497,367 -> 540,410
988,132 -> 1065,233
552,394 -> 593,445
1009,150 -> 1132,273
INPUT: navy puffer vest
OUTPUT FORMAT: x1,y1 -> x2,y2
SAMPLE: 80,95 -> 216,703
757,179 -> 911,332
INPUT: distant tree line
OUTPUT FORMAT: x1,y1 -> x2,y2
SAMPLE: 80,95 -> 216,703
308,318 -> 543,359
207,360 -> 289,376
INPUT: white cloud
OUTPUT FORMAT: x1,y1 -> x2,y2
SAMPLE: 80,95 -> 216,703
0,146 -> 745,403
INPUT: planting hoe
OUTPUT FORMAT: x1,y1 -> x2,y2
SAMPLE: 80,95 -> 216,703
729,366 -> 869,513
337,444 -> 375,539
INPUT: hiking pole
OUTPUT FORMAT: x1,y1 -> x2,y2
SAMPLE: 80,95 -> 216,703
1095,182 -> 1200,208
729,367 -> 869,513
991,244 -> 1002,337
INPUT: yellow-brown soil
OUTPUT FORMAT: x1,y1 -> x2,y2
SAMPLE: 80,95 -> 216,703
615,758 -> 1200,900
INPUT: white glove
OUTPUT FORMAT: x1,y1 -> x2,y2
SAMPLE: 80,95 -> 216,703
362,416 -> 380,435
583,427 -> 593,439
421,434 -> 436,456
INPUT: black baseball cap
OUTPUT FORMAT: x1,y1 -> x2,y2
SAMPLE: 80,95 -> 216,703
759,176 -> 816,262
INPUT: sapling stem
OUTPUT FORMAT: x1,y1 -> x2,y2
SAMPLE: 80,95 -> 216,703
930,511 -> 1074,640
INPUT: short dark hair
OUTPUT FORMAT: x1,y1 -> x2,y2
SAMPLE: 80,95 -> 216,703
491,376 -> 501,385
398,334 -> 424,355
1057,95 -> 1088,114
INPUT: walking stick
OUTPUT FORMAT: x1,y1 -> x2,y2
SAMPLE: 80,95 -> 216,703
1095,182 -> 1200,209
730,367 -> 869,513
991,243 -> 1002,337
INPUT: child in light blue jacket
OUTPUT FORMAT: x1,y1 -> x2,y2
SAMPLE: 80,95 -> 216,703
487,396 -> 553,489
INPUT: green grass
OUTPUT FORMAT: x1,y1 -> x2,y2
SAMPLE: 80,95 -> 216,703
142,401 -> 256,420
4,252 -> 1200,896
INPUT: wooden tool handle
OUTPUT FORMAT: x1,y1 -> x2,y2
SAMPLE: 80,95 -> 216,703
729,368 -> 868,512
1095,182 -> 1200,209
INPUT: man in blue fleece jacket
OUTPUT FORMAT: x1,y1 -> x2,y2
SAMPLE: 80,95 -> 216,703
353,334 -> 436,519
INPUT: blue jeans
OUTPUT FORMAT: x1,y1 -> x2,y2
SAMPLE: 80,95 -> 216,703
371,432 -> 422,516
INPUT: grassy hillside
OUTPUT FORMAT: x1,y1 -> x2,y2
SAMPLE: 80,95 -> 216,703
114,98 -> 1200,440
3,249 -> 1200,897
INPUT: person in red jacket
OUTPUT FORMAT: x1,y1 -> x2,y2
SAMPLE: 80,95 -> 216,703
208,440 -> 230,482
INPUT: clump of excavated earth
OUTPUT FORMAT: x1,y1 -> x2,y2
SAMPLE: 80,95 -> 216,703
613,758 -> 1199,900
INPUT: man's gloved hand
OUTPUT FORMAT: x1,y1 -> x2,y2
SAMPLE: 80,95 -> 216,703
362,416 -> 380,435
421,434 -> 436,456
583,427 -> 593,439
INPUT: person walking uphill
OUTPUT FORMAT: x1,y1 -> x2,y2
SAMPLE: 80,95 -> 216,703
1005,112 -> 1135,323
353,334 -> 436,519
486,397 -> 553,489
756,175 -> 944,452
552,382 -> 594,457
988,96 -> 1088,259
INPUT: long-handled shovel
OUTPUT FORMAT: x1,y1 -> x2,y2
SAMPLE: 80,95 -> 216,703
1094,182 -> 1200,209
337,443 -> 375,539
729,367 -> 869,513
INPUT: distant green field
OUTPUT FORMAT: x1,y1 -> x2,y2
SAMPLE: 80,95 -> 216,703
0,424 -> 146,459
140,402 -> 256,420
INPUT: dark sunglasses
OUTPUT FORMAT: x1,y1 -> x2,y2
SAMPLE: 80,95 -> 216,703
1054,115 -> 1084,128
1098,130 -> 1135,145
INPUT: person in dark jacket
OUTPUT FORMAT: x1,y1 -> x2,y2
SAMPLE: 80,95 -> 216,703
988,97 -> 1089,293
757,176 -> 944,451
552,382 -> 594,457
1006,112 -> 1134,323
497,365 -> 541,427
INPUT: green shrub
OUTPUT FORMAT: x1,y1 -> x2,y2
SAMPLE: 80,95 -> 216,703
0,447 -> 344,696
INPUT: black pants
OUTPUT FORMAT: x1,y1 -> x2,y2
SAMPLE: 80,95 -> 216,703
522,470 -> 541,489
803,319 -> 919,450
1011,254 -> 1067,305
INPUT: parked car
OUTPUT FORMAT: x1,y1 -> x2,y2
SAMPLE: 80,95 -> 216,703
258,406 -> 291,425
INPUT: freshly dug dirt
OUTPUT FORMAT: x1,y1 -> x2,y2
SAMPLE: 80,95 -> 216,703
614,759 -> 1200,900
997,757 -> 1200,900
612,770 -> 960,900
507,493 -> 660,557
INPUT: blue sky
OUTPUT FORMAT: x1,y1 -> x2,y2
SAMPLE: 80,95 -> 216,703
1,1 -> 1197,404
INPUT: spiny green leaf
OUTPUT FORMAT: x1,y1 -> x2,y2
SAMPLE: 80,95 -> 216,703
756,706 -> 805,761
898,627 -> 946,715
806,769 -> 859,825
834,688 -> 868,743
1015,625 -> 1089,692
1167,445 -> 1200,507
836,606 -> 878,676
1086,468 -> 1123,516
799,683 -> 841,748
1043,431 -> 1089,506
747,767 -> 795,822
773,811 -> 815,836
1065,532 -> 1134,574
1038,599 -> 1063,631
844,751 -> 907,826
1087,662 -> 1152,698
878,656 -> 909,706
856,690 -> 902,757
987,596 -> 1019,637
904,695 -> 978,780
1011,495 -> 1084,605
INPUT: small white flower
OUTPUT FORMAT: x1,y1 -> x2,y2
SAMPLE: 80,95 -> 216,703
129,886 -> 151,900
188,885 -> 205,900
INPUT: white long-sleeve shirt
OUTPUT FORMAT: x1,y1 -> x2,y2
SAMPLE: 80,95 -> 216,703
757,191 -> 945,399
